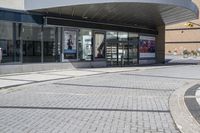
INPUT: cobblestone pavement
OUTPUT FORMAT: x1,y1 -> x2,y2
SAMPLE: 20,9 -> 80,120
0,65 -> 200,133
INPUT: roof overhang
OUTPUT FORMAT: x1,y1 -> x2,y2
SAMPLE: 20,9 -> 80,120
24,0 -> 199,28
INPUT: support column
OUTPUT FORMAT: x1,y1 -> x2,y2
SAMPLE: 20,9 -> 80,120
55,27 -> 59,62
156,26 -> 165,64
41,25 -> 44,63
60,27 -> 63,62
19,23 -> 23,63
13,23 -> 16,62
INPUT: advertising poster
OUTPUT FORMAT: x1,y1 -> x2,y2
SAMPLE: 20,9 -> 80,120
139,36 -> 156,59
63,30 -> 77,60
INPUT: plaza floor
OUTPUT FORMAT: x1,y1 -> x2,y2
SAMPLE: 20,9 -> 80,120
0,65 -> 200,133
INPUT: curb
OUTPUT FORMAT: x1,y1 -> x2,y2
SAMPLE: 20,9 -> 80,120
169,82 -> 200,133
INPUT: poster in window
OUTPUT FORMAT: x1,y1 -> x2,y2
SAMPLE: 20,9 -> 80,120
63,30 -> 77,60
139,36 -> 156,59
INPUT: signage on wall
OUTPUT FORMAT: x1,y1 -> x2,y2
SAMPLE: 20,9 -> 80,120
139,36 -> 156,59
63,30 -> 77,61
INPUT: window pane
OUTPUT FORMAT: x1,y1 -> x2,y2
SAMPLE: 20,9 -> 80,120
129,33 -> 139,41
0,21 -> 17,63
106,31 -> 117,41
78,29 -> 92,61
118,32 -> 128,41
43,26 -> 57,62
22,24 -> 41,63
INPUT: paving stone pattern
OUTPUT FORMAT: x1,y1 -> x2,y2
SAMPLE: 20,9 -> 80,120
1,65 -> 200,133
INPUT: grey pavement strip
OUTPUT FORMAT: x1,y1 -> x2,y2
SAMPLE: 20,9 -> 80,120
169,82 -> 200,133
0,77 -> 74,90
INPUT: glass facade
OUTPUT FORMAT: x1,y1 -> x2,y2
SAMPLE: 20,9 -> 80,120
22,24 -> 42,63
0,21 -> 17,63
0,19 -> 155,66
0,21 -> 62,64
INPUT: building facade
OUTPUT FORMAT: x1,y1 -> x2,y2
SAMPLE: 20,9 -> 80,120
166,0 -> 200,55
0,0 -> 198,74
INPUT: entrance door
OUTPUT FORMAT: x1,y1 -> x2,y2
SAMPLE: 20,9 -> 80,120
106,41 -> 118,66
106,42 -> 129,66
106,41 -> 138,67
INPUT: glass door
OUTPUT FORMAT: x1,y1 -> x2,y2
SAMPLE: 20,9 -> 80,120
106,41 -> 118,66
106,32 -> 139,67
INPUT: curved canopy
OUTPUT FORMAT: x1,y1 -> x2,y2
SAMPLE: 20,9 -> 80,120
25,0 -> 199,28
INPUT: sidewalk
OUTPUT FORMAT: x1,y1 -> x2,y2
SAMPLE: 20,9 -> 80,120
0,66 -> 173,89
0,69 -> 102,89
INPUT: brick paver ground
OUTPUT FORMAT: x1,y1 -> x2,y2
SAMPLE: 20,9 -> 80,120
0,65 -> 200,133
